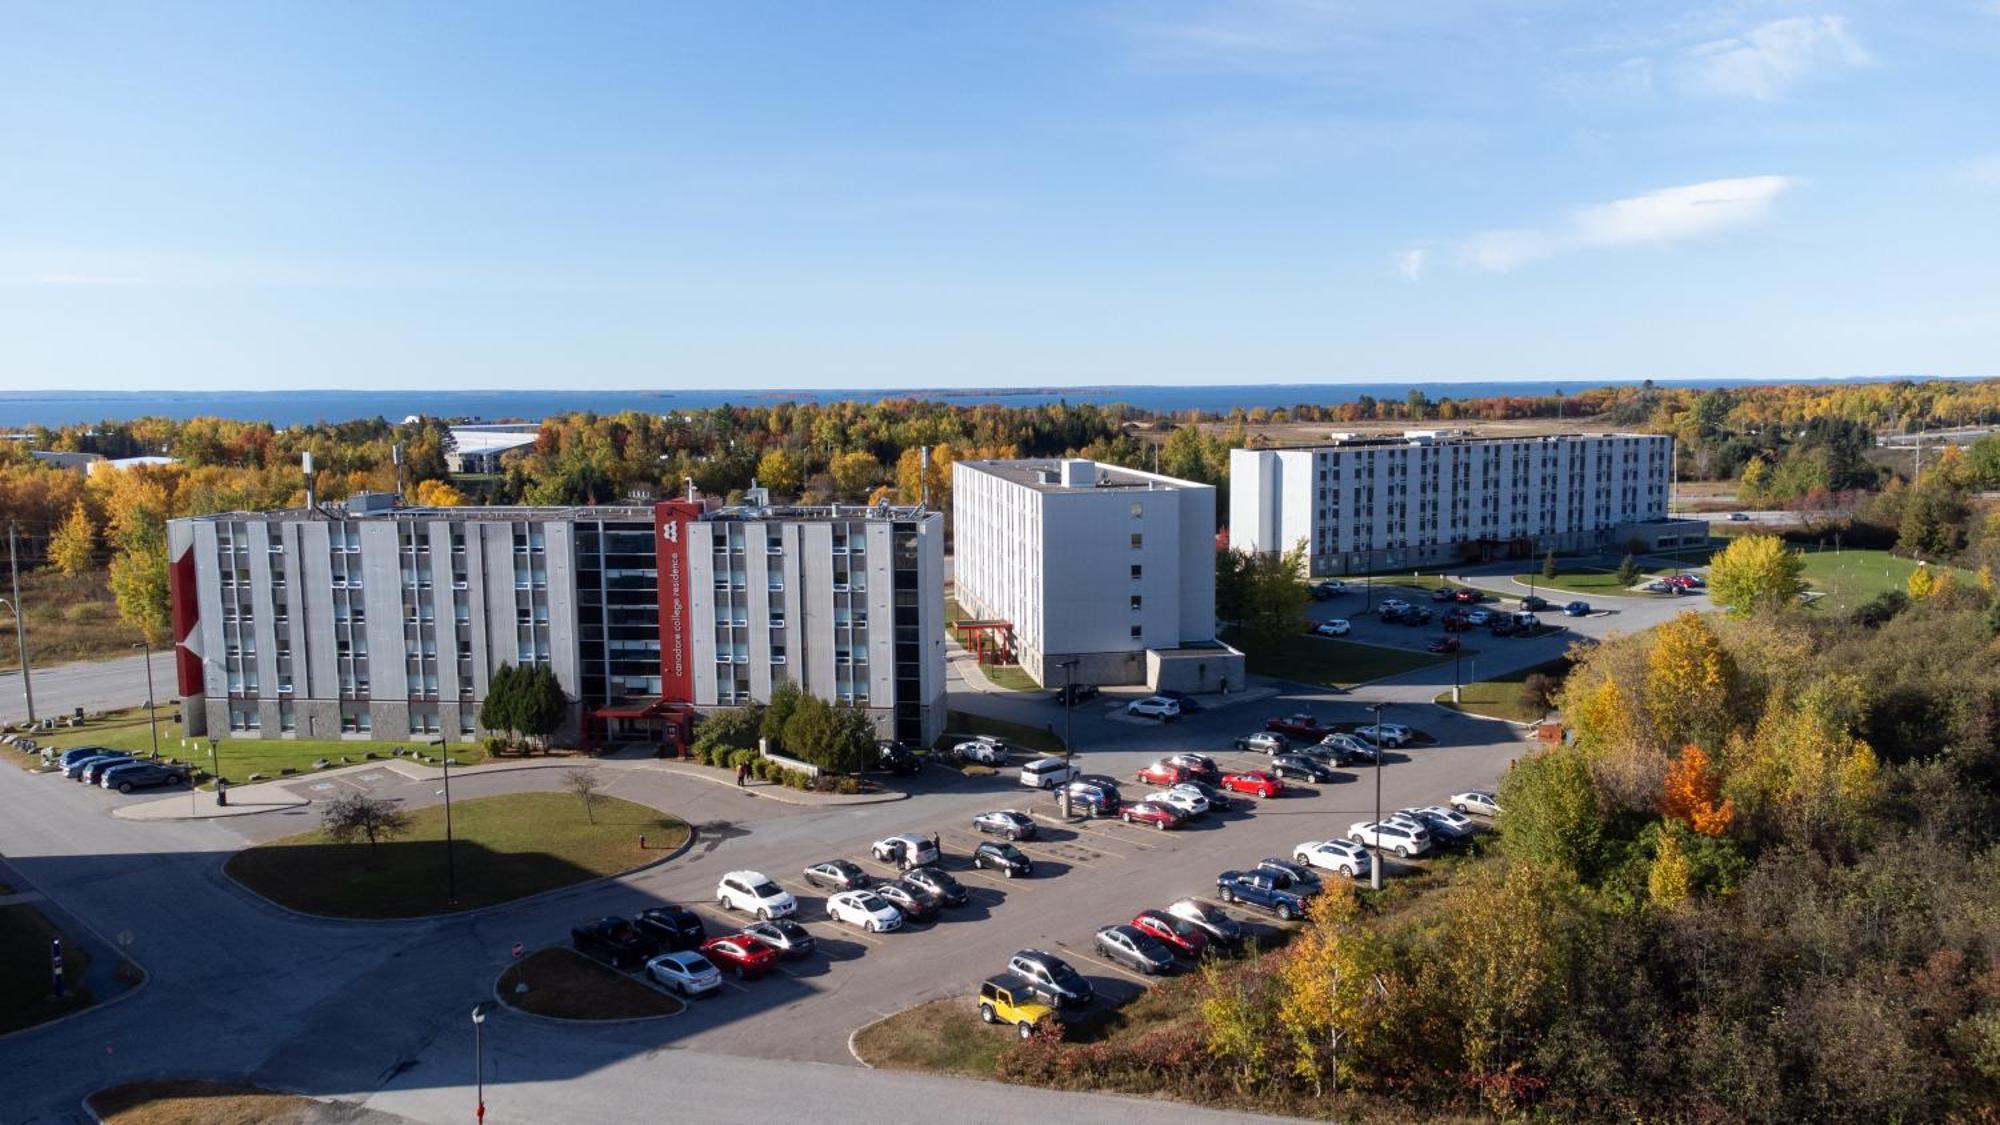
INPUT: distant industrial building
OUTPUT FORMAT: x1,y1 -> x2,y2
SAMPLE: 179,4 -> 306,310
1231,431 -> 1705,576
168,491 -> 945,750
446,425 -> 541,473
952,458 -> 1239,693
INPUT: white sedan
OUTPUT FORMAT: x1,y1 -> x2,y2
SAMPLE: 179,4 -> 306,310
1355,722 -> 1411,747
1450,789 -> 1502,817
826,889 -> 904,933
645,951 -> 723,996
1126,696 -> 1183,720
1403,805 -> 1477,839
1293,839 -> 1372,878
1347,819 -> 1432,857
1312,619 -> 1351,637
1146,787 -> 1209,818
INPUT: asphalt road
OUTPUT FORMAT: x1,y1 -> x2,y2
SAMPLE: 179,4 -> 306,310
0,650 -> 177,728
0,565 -> 1704,1124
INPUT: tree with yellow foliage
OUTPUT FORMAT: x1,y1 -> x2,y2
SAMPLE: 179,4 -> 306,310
1643,613 -> 1736,749
1727,675 -> 1880,846
1907,563 -> 1936,600
1276,891 -> 1392,1094
1707,535 -> 1807,616
46,500 -> 96,577
1647,827 -> 1694,908
410,478 -> 466,507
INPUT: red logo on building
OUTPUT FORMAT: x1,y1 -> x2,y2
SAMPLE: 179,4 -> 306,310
654,500 -> 701,703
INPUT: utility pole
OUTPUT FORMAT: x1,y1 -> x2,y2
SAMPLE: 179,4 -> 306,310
1369,703 -> 1386,891
7,522 -> 34,724
433,735 -> 458,906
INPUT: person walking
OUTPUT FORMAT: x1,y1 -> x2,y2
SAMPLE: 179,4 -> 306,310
736,761 -> 748,787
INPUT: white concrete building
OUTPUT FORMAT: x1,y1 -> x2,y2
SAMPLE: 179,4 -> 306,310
952,458 -> 1239,692
1231,431 -> 1703,576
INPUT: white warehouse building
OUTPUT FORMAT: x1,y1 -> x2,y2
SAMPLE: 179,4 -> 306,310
1230,431 -> 1706,577
952,458 -> 1242,693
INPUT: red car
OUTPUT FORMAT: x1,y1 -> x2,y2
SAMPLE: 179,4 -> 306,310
1264,714 -> 1330,740
1442,614 -> 1473,633
1131,909 -> 1211,959
1135,761 -> 1194,787
1454,588 -> 1481,604
1164,753 -> 1221,783
1426,635 -> 1461,654
700,933 -> 778,979
1121,800 -> 1185,830
1218,770 -> 1284,799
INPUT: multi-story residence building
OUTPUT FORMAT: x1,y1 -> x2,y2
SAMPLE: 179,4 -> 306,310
1230,431 -> 1705,576
952,458 -> 1240,693
167,493 -> 945,749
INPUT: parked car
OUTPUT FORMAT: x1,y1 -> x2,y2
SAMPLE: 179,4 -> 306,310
645,950 -> 723,996
973,841 -> 1034,878
742,918 -> 817,959
1520,595 -> 1550,612
53,745 -> 113,771
1378,604 -> 1409,624
64,751 -> 134,780
1131,909 -> 1211,959
972,809 -> 1037,841
1215,871 -> 1305,920
700,933 -> 779,979
1120,800 -> 1184,830
1019,757 -> 1081,790
1450,789 -> 1502,817
826,889 -> 903,932
1135,760 -> 1193,787
1645,579 -> 1675,593
1126,696 -> 1183,720
875,740 -> 923,776
716,871 -> 797,920
1308,580 -> 1348,600
872,834 -> 940,869
1465,608 -> 1493,625
1354,722 -> 1411,748
1293,838 -> 1373,878
571,916 -> 653,970
1167,898 -> 1245,948
1426,635 -> 1461,654
1563,600 -> 1592,617
1312,619 -> 1351,637
1063,780 -> 1120,816
1171,778 -> 1235,812
1442,613 -> 1474,633
1347,819 -> 1432,858
1165,753 -> 1221,783
1095,925 -> 1176,975
1234,731 -> 1288,754
1318,732 -> 1379,765
803,859 -> 873,892
1270,753 -> 1338,783
1378,598 -> 1411,613
1264,713 -> 1330,740
1401,805 -> 1477,841
80,754 -> 144,784
1147,787 -> 1209,818
1400,607 -> 1434,626
1050,683 -> 1101,706
875,880 -> 941,924
903,866 -> 969,907
953,736 -> 1011,764
635,904 -> 707,952
1255,857 -> 1324,897
1454,588 -> 1482,604
1159,691 -> 1204,714
1431,586 -> 1458,602
1218,770 -> 1283,799
1728,512 -> 1751,522
99,761 -> 187,793
1488,616 -> 1520,637
1007,949 -> 1095,1008
979,975 -> 1056,1039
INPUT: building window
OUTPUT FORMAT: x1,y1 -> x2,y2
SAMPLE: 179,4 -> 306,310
1130,595 -> 1143,611
1130,533 -> 1142,549
1130,502 -> 1143,518
1130,624 -> 1143,639
1130,564 -> 1142,579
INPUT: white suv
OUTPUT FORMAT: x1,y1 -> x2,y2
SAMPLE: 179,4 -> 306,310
1019,757 -> 1080,789
954,737 -> 1010,764
1347,820 -> 1432,858
716,870 -> 797,919
1293,839 -> 1373,878
1126,696 -> 1183,720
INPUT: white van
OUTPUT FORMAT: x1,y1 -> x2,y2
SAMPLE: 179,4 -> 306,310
1019,757 -> 1081,789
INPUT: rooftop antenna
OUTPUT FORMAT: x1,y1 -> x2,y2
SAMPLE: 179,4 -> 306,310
392,443 -> 405,504
302,450 -> 318,514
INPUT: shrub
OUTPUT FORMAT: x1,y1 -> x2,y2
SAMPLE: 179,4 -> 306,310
835,777 -> 862,795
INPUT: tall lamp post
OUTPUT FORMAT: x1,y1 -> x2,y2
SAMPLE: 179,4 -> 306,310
1369,702 -> 1387,890
431,735 -> 457,906
5,522 -> 35,724
471,1003 -> 487,1122
208,735 -> 223,806
1058,659 -> 1079,765
133,640 -> 160,760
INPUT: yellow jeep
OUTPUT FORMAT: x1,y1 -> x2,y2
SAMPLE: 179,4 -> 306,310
978,975 -> 1056,1039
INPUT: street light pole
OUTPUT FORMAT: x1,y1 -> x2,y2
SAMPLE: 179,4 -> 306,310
432,735 -> 457,906
1059,659 -> 1078,765
471,1003 -> 487,1122
1369,703 -> 1386,890
133,641 -> 160,760
4,521 -> 34,723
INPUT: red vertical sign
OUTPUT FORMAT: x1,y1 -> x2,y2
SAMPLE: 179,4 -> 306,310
654,500 -> 701,703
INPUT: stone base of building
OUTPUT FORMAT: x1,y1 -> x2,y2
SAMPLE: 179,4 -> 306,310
1308,518 -> 1713,578
184,694 -> 577,747
1023,644 -> 1246,695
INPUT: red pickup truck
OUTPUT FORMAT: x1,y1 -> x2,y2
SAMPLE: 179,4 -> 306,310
1264,714 -> 1330,740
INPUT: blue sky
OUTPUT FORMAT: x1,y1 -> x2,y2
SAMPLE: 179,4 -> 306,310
2,1 -> 1997,391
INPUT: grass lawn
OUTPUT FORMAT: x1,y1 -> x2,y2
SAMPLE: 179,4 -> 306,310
936,710 -> 1066,757
497,948 -> 683,1020
1226,627 -> 1456,688
976,663 -> 1041,692
224,792 -> 689,919
0,568 -> 131,672
0,901 -> 95,1034
1509,569 -> 1649,595
27,707 -> 488,785
88,1081 -> 345,1125
1435,656 -> 1571,723
1796,548 -> 1973,615
852,997 -> 1029,1075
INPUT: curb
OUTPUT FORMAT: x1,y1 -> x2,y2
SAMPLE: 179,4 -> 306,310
644,760 -> 911,807
846,1011 -> 893,1069
216,822 -> 700,926
0,859 -> 152,1046
490,951 -> 687,1026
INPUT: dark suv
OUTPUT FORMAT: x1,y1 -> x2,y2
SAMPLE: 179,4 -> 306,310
99,761 -> 188,793
570,916 -> 654,970
634,905 -> 706,952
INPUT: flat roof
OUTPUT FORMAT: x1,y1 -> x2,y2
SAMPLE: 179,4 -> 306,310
178,501 -> 936,525
958,458 -> 1209,494
449,429 -> 541,455
1259,430 -> 1666,452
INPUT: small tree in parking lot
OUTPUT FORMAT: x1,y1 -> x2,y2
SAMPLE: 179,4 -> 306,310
1542,549 -> 1559,580
562,767 -> 606,823
1616,553 -> 1640,588
321,794 -> 412,853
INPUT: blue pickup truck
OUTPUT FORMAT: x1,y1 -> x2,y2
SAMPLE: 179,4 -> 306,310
1215,871 -> 1305,921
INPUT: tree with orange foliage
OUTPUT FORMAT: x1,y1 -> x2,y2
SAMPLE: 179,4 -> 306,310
1661,743 -> 1734,837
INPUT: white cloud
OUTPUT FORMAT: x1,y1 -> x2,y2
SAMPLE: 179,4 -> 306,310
1675,16 -> 1871,100
1455,175 -> 1796,271
1395,247 -> 1428,282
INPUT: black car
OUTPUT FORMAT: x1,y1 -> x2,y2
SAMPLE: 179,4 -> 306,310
634,904 -> 707,952
1489,617 -> 1519,637
803,860 -> 873,892
1520,595 -> 1550,613
973,841 -> 1034,878
65,751 -> 134,781
1159,691 -> 1203,714
1378,605 -> 1408,624
972,809 -> 1037,841
877,880 -> 940,923
1168,898 -> 1246,948
1271,753 -> 1337,783
55,745 -> 114,771
743,918 -> 817,959
570,916 -> 653,970
1169,777 -> 1235,812
875,741 -> 922,776
77,753 -> 139,783
1007,949 -> 1094,1009
99,761 -> 187,793
1051,683 -> 1101,706
904,865 -> 969,907
1256,858 -> 1324,897
1402,607 -> 1434,626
